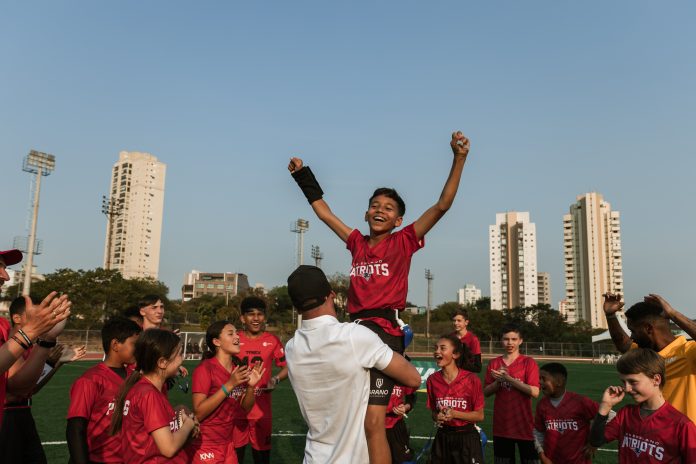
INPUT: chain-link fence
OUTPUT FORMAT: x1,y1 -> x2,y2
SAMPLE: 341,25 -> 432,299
60,328 -> 621,362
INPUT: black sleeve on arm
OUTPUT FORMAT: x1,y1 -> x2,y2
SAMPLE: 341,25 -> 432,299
291,166 -> 324,204
470,354 -> 482,373
589,413 -> 609,447
405,391 -> 416,410
66,417 -> 90,464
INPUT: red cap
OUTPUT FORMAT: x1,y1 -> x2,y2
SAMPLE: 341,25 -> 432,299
0,249 -> 23,266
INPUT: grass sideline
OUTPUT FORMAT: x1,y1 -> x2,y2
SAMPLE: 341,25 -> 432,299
33,359 -> 624,463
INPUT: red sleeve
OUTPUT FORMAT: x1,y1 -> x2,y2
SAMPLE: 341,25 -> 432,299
141,390 -> 173,434
470,375 -> 484,411
426,377 -> 435,411
583,396 -> 599,421
484,360 -> 495,386
346,229 -> 362,254
272,336 -> 286,367
400,224 -> 425,255
470,335 -> 481,356
534,400 -> 545,432
525,357 -> 540,387
603,406 -> 624,443
191,363 -> 212,395
67,376 -> 98,419
681,420 -> 696,462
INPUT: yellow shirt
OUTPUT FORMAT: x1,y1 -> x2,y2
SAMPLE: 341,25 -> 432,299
657,336 -> 696,422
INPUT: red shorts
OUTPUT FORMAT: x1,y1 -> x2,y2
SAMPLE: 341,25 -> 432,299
232,418 -> 272,450
188,440 -> 238,464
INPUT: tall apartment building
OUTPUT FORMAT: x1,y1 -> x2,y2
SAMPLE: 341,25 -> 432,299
457,284 -> 482,306
103,152 -> 166,279
181,271 -> 251,301
489,212 -> 538,310
563,192 -> 623,329
537,272 -> 551,306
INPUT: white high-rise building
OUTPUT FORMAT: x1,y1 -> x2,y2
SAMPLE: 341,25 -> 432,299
489,212 -> 538,310
537,272 -> 551,306
563,192 -> 623,329
457,284 -> 482,306
103,151 -> 166,279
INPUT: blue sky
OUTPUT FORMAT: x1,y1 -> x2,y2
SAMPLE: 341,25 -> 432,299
2,2 -> 695,316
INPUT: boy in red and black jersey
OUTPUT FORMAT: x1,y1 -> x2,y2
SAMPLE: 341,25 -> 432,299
452,308 -> 482,372
385,384 -> 416,463
534,363 -> 606,464
590,348 -> 696,463
289,131 -> 471,463
484,324 -> 540,464
232,297 -> 287,464
66,317 -> 141,464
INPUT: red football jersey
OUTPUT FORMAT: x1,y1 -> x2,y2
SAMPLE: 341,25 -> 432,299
190,357 -> 247,444
459,331 -> 481,356
121,377 -> 187,464
485,355 -> 539,440
235,331 -> 287,421
604,402 -> 696,463
0,318 -> 9,424
426,369 -> 484,428
67,363 -> 131,463
385,385 -> 416,429
346,223 -> 424,336
534,391 -> 598,464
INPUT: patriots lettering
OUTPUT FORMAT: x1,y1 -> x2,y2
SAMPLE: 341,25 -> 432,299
620,433 -> 664,460
436,398 -> 468,410
544,419 -> 579,433
350,260 -> 389,280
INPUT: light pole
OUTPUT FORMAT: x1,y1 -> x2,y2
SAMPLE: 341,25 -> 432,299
102,195 -> 124,270
290,219 -> 309,327
311,245 -> 323,268
425,268 -> 433,342
22,151 -> 55,296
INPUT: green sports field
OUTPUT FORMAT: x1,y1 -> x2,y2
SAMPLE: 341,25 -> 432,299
33,359 -> 625,463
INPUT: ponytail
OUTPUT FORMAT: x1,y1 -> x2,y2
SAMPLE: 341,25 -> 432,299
110,370 -> 143,435
108,328 -> 181,435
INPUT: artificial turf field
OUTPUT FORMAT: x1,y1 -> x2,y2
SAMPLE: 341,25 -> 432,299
33,359 -> 625,463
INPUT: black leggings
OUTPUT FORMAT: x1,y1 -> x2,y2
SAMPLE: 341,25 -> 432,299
493,436 -> 540,464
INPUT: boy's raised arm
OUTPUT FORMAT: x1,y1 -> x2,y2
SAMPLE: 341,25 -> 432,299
413,132 -> 470,240
288,157 -> 352,243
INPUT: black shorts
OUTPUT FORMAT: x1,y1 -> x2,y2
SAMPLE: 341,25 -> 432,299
492,436 -> 540,464
354,319 -> 404,405
430,424 -> 484,464
386,419 -> 413,463
0,407 -> 47,464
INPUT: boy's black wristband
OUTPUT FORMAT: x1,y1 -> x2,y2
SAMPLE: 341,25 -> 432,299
291,166 -> 324,204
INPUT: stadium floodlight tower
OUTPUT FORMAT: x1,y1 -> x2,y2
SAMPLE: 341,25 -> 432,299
22,150 -> 55,295
291,218 -> 309,328
425,268 -> 434,341
311,245 -> 323,269
101,195 -> 124,270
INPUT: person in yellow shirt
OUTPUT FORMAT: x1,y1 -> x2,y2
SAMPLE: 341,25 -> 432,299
603,293 -> 696,422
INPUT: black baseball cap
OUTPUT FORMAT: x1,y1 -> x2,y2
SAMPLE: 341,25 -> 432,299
287,265 -> 332,312
240,296 -> 267,313
0,249 -> 22,266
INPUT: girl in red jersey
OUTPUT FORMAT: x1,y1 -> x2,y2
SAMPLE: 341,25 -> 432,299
427,334 -> 484,464
110,329 -> 198,464
188,321 -> 265,464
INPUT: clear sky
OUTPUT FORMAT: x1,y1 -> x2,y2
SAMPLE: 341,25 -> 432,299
2,1 -> 695,316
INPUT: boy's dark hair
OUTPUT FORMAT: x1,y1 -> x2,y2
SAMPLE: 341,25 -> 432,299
137,294 -> 163,309
452,308 -> 470,320
123,305 -> 144,324
101,317 -> 142,354
9,296 -> 39,326
241,296 -> 267,313
625,301 -> 665,324
617,348 -> 665,387
369,188 -> 406,217
540,362 -> 568,385
500,323 -> 522,338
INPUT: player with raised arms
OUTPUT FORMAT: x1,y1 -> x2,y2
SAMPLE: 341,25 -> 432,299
288,131 -> 471,463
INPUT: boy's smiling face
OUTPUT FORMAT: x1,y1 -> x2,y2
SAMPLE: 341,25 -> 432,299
620,371 -> 661,404
365,194 -> 403,233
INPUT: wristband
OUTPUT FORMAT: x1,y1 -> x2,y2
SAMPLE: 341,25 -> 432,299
605,314 -> 617,320
291,166 -> 324,204
221,384 -> 231,397
10,335 -> 30,350
37,338 -> 57,349
17,328 -> 33,346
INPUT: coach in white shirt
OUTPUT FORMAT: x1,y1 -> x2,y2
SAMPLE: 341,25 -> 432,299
285,265 -> 421,464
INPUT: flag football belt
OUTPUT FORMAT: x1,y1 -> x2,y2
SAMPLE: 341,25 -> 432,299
350,308 -> 399,327
4,399 -> 31,409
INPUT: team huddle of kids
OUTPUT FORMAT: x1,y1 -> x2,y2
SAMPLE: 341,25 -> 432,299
1,131 -> 695,463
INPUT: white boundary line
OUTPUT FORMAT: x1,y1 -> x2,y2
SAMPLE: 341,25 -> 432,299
41,436 -> 618,453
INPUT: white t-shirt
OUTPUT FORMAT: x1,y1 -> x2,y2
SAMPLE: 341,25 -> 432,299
285,315 -> 394,464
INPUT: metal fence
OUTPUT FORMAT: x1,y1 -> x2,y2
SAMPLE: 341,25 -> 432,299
59,329 -> 621,362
